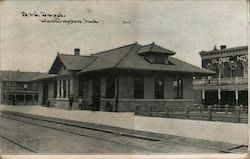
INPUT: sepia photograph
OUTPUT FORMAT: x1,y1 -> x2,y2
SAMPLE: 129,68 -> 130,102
0,0 -> 249,158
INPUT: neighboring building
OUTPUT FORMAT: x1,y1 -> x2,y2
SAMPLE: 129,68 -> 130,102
35,42 -> 213,111
193,45 -> 248,107
0,70 -> 43,105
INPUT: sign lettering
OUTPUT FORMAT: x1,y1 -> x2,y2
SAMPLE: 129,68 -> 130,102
211,55 -> 247,64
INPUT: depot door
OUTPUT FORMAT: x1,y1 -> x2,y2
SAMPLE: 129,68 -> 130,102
92,78 -> 101,110
42,84 -> 48,105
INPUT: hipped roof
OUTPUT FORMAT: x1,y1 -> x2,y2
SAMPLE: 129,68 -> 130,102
46,42 -> 214,77
78,42 -> 214,75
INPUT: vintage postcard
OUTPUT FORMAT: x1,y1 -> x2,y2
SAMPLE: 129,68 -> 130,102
0,0 -> 249,158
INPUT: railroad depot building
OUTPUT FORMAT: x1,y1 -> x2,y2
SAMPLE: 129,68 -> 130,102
0,70 -> 42,105
193,45 -> 248,107
34,42 -> 213,111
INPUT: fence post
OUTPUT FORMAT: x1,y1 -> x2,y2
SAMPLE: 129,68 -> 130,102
235,106 -> 240,123
135,104 -> 140,115
199,104 -> 203,113
240,105 -> 243,113
164,105 -> 169,118
185,105 -> 189,119
208,105 -> 212,121
225,104 -> 228,114
213,104 -> 217,112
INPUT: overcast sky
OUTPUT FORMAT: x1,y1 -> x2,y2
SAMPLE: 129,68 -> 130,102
0,0 -> 248,72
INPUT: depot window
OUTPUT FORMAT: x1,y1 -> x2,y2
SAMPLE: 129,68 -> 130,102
134,78 -> 144,99
154,54 -> 165,64
174,79 -> 183,99
155,78 -> 164,99
106,77 -> 115,98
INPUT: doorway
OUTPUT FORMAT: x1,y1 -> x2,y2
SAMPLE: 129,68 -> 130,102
92,78 -> 101,111
42,84 -> 48,105
221,91 -> 235,106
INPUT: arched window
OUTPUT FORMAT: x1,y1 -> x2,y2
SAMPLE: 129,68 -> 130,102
229,61 -> 237,77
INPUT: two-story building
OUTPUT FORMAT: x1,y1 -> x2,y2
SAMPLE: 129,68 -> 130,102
193,45 -> 248,107
35,42 -> 214,111
0,70 -> 43,105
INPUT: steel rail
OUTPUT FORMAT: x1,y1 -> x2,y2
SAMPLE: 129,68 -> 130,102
0,134 -> 38,153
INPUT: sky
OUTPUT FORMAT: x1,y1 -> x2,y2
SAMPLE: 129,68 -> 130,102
0,0 -> 248,72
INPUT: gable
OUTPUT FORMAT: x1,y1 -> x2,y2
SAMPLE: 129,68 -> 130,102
58,65 -> 72,76
49,56 -> 65,74
48,54 -> 96,74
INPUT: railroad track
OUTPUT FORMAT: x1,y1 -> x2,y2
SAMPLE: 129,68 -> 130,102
0,111 -> 160,141
0,111 -> 161,153
0,111 -> 240,153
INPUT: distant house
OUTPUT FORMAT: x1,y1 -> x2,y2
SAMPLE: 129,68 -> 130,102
193,45 -> 248,107
35,42 -> 213,111
0,70 -> 43,105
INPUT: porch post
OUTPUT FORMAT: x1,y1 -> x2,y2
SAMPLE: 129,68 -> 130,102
60,80 -> 63,98
66,80 -> 68,98
70,79 -> 73,97
235,90 -> 239,106
57,80 -> 60,98
218,89 -> 221,107
202,89 -> 205,106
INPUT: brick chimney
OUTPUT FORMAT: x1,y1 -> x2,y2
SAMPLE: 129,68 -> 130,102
74,48 -> 80,55
220,45 -> 226,50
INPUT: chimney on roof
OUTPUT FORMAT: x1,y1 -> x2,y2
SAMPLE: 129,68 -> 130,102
74,48 -> 80,55
220,45 -> 226,50
213,45 -> 217,50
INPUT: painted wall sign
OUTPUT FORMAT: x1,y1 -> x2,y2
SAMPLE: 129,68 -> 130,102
236,55 -> 248,62
211,55 -> 247,64
211,57 -> 230,64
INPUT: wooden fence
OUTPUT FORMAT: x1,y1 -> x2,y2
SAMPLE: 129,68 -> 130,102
134,104 -> 248,123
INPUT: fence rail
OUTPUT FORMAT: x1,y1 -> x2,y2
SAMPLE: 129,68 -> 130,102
135,104 -> 248,123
